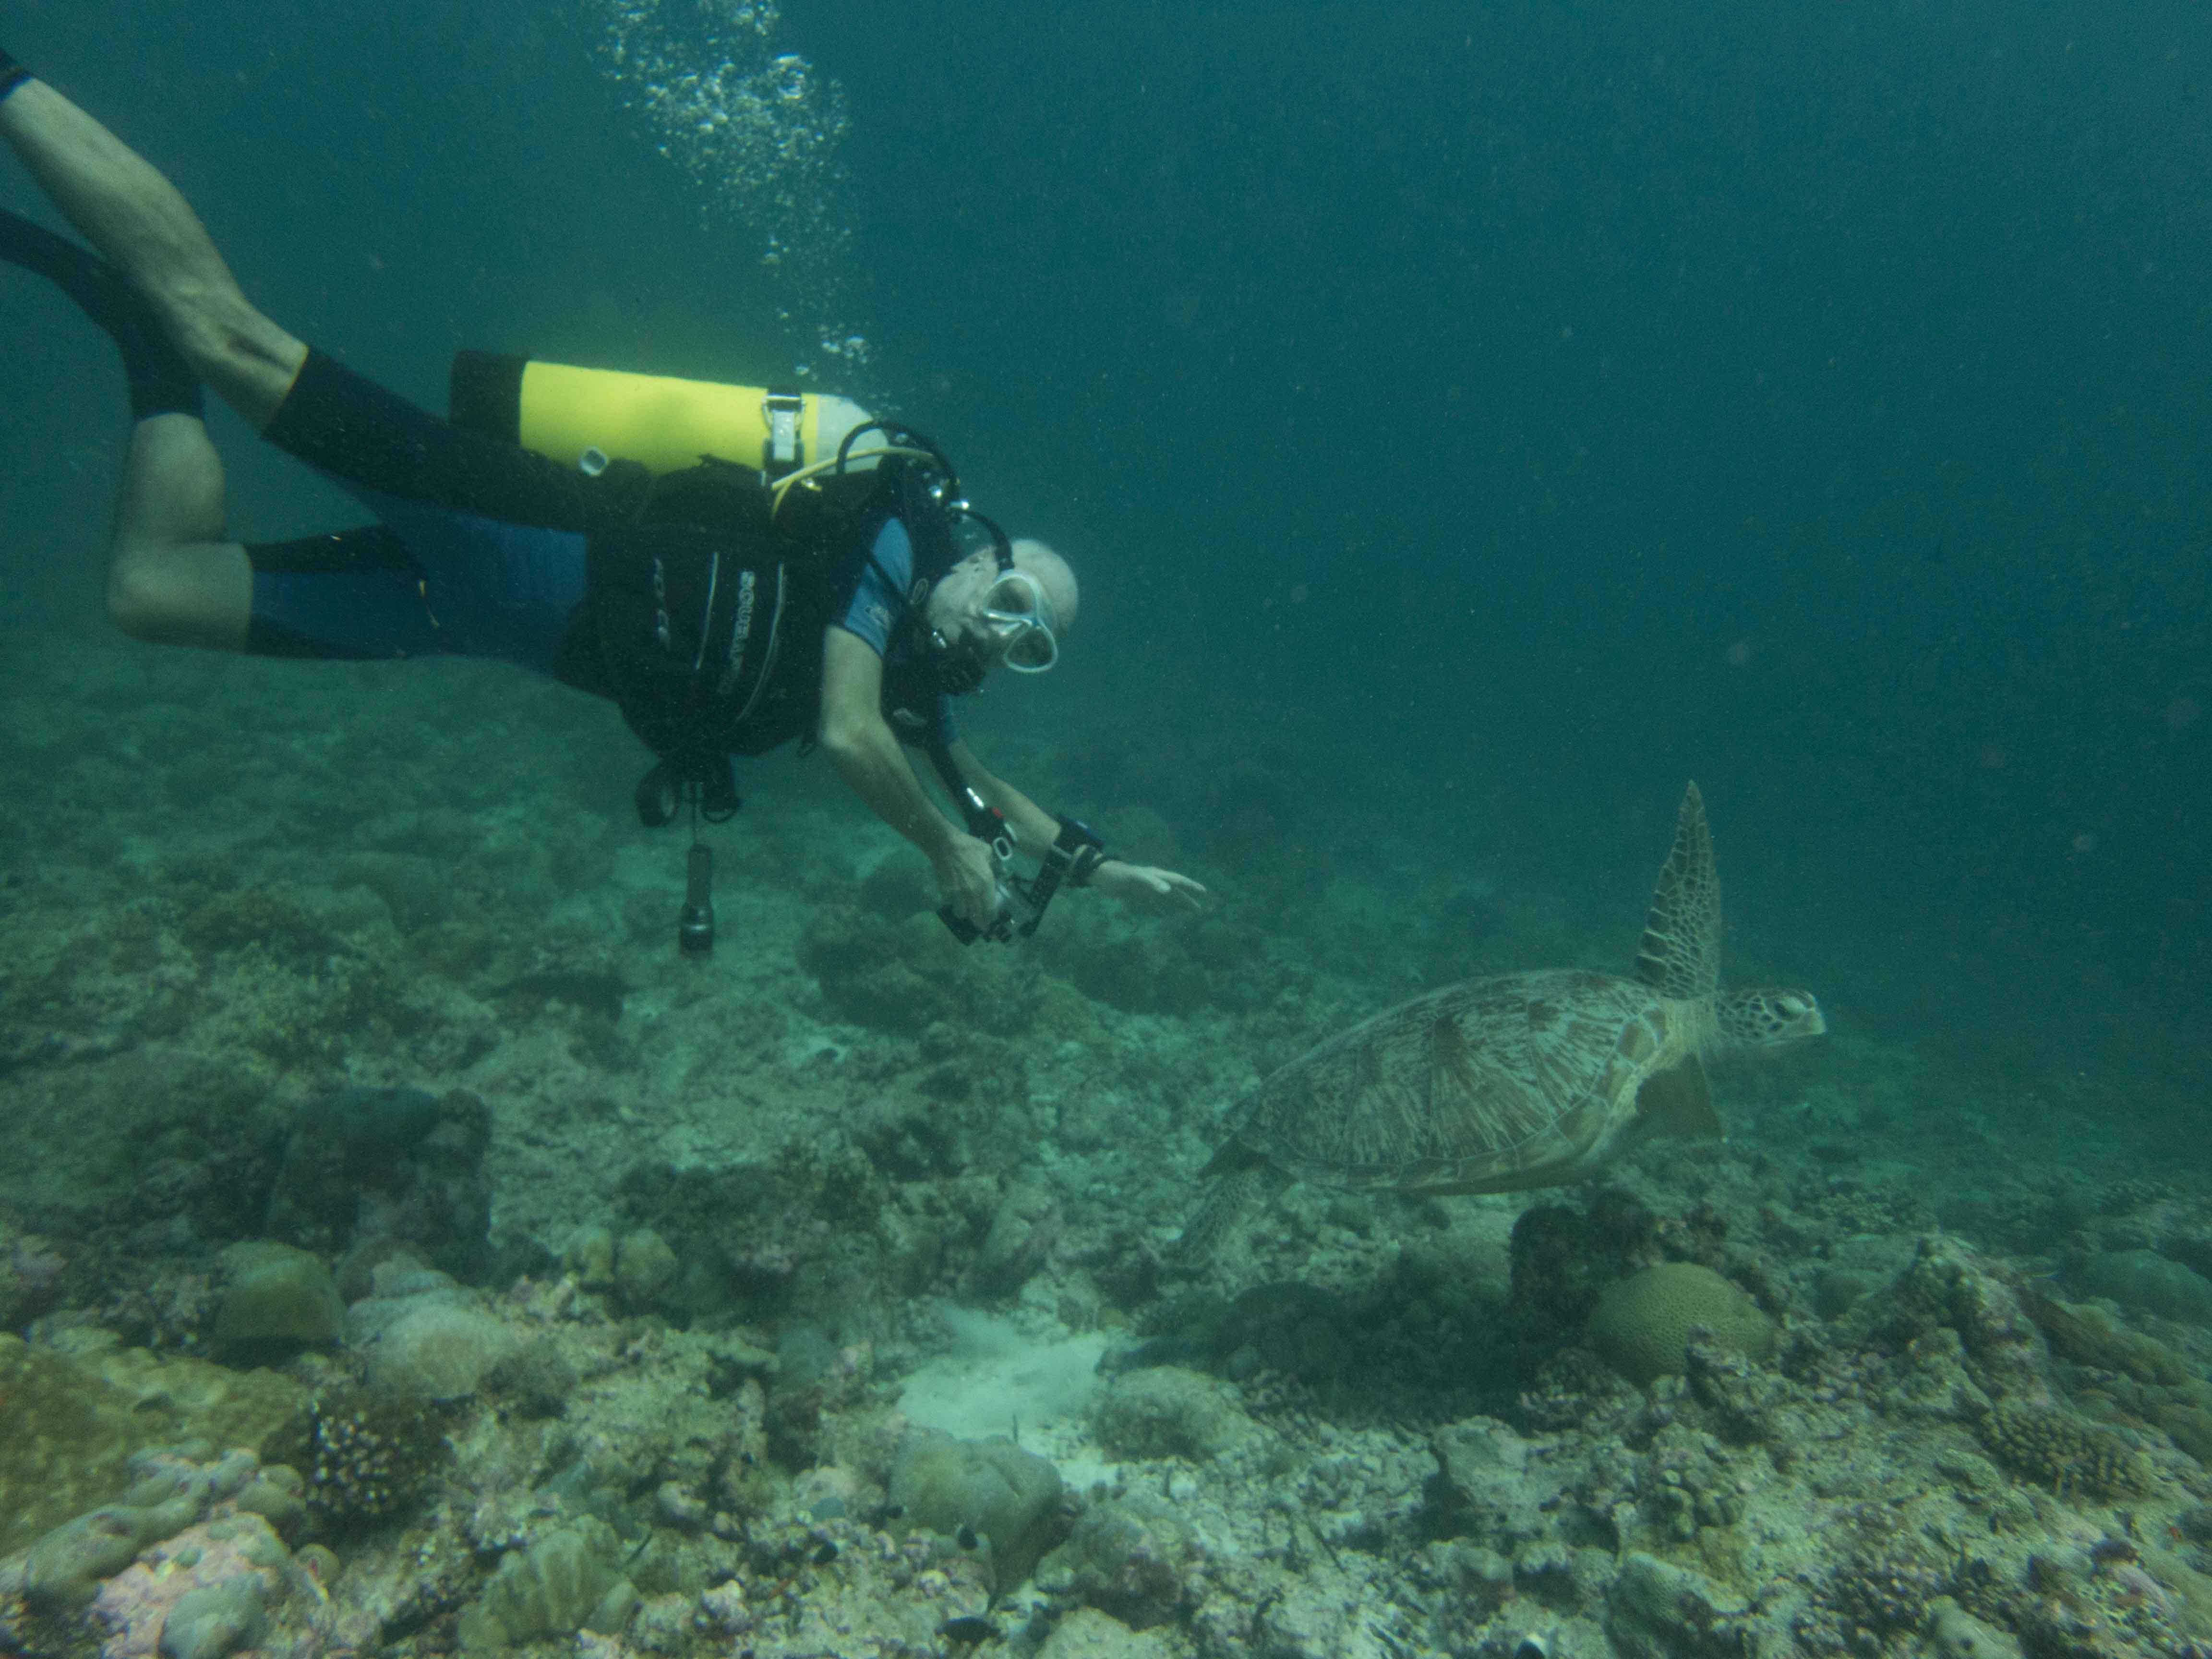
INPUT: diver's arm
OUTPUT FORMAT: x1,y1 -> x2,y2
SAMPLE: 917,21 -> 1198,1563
944,740 -> 1058,855
948,739 -> 1209,910
819,629 -> 997,927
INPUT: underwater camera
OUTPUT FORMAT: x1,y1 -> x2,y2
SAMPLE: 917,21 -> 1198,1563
938,866 -> 1041,947
938,815 -> 1103,946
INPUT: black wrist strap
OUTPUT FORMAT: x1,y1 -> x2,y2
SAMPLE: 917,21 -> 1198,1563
1025,816 -> 1106,930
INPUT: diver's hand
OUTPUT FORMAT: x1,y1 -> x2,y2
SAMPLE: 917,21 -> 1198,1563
933,833 -> 1001,929
1094,861 -> 1207,910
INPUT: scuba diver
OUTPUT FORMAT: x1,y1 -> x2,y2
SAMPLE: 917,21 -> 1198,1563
0,54 -> 1206,943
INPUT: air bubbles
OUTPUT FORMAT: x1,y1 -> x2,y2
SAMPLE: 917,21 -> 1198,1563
590,0 -> 862,373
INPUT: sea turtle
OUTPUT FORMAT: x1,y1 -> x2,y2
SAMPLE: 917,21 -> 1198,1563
1178,782 -> 1825,1259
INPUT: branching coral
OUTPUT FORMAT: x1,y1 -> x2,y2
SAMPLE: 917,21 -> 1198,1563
1976,1402 -> 2150,1499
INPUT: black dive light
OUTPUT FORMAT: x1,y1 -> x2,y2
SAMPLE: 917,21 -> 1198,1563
679,844 -> 716,958
634,755 -> 741,959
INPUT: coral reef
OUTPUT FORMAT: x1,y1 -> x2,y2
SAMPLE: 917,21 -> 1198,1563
8,619 -> 2212,1659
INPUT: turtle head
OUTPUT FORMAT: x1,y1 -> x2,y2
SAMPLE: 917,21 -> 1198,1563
1715,988 -> 1826,1050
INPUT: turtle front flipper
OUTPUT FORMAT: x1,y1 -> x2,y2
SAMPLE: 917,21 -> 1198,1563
1635,782 -> 1723,1001
1173,1159 -> 1288,1268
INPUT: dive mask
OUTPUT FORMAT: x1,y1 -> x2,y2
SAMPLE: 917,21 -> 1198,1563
980,569 -> 1058,673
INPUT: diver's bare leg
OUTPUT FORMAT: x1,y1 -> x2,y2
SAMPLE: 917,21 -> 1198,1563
0,78 -> 305,429
0,74 -> 267,648
106,414 -> 252,650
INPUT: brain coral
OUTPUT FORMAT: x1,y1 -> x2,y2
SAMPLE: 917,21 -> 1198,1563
1586,1262 -> 1777,1384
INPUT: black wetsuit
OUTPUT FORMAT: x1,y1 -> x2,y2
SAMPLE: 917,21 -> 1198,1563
0,208 -> 954,747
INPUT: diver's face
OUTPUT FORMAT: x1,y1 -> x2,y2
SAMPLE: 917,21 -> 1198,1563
927,550 -> 1010,650
925,550 -> 1061,675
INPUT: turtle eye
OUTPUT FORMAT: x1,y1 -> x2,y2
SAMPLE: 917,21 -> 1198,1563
1778,996 -> 1806,1016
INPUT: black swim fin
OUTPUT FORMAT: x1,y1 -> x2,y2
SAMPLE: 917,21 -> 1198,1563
0,206 -> 201,419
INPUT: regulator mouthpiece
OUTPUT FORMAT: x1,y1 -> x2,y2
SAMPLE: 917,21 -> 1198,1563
679,844 -> 716,957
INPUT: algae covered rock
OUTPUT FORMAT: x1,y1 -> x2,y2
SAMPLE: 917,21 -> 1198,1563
2073,1248 -> 2212,1327
1586,1262 -> 1775,1384
1607,1551 -> 1750,1659
1092,1366 -> 1257,1461
888,1429 -> 1065,1592
366,1302 -> 517,1400
458,1516 -> 639,1651
264,1085 -> 494,1284
1929,1597 -> 2024,1659
797,907 -> 1036,1035
1035,1496 -> 1203,1628
92,1514 -> 297,1659
1037,1607 -> 1185,1659
614,1227 -> 680,1306
0,1335 -> 173,1555
859,851 -> 937,920
213,1242 -> 345,1355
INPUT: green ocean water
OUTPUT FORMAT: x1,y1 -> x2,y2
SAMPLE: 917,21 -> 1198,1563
8,0 -> 2205,1088
2,3 -> 2211,1652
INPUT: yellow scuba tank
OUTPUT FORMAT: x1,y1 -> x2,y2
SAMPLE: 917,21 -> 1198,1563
449,350 -> 877,478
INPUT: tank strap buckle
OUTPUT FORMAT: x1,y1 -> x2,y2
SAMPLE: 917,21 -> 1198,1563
762,392 -> 805,478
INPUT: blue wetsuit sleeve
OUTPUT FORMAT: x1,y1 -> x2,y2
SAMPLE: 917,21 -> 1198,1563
846,518 -> 959,745
838,519 -> 912,655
